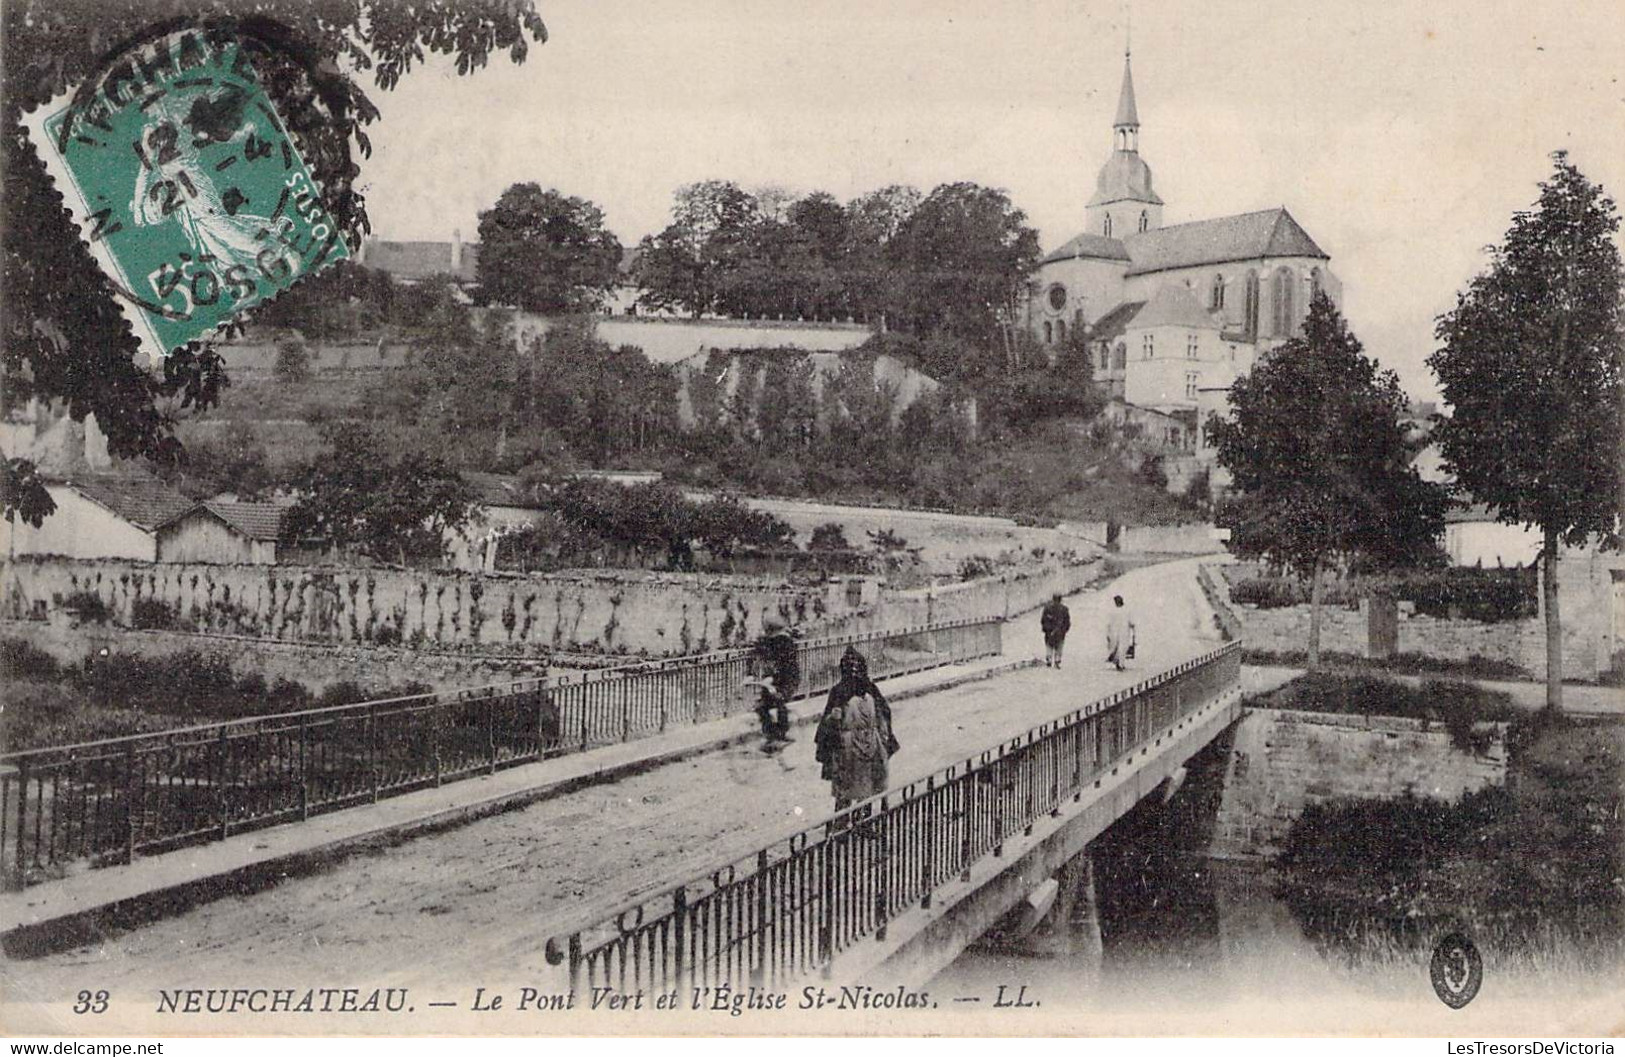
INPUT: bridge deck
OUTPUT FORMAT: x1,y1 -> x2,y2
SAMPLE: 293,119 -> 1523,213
4,559 -> 1223,1010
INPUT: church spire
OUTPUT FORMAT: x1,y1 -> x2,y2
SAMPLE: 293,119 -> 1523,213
1113,49 -> 1140,151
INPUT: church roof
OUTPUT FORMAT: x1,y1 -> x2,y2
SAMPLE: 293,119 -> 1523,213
1088,301 -> 1146,344
1130,283 -> 1225,331
1087,150 -> 1163,207
1041,232 -> 1131,265
1114,53 -> 1140,128
1123,208 -> 1327,275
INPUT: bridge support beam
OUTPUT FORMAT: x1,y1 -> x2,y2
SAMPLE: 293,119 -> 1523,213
822,689 -> 1243,988
972,852 -> 1101,977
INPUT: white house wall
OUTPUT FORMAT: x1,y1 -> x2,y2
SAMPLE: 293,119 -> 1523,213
0,486 -> 157,561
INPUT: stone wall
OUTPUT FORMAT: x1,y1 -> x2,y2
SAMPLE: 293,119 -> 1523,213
1232,600 -> 1606,681
0,558 -> 849,658
1117,523 -> 1225,555
1210,707 -> 1508,860
850,559 -> 1105,631
1,619 -> 555,694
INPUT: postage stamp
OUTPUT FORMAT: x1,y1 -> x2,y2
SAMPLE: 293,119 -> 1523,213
21,28 -> 348,364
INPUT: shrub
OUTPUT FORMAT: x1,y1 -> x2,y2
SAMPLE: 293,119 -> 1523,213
130,597 -> 182,631
808,522 -> 852,552
0,639 -> 62,681
958,555 -> 996,581
1396,566 -> 1537,623
62,589 -> 110,624
1229,576 -> 1361,610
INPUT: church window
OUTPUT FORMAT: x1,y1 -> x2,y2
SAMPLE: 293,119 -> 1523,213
1056,320 -> 1067,343
1098,343 -> 1110,370
1187,334 -> 1199,359
1272,267 -> 1296,337
1243,270 -> 1261,337
1048,284 -> 1068,311
1103,214 -> 1113,238
1114,342 -> 1127,370
1186,372 -> 1200,400
1138,210 -> 1149,233
1310,267 -> 1323,304
1074,307 -> 1085,331
1043,322 -> 1053,344
1142,334 -> 1154,360
1210,274 -> 1225,310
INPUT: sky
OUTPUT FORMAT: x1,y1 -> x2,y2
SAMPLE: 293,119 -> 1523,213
356,0 -> 1625,400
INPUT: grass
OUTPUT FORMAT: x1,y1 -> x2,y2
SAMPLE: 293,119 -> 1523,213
1246,670 -> 1525,754
0,639 -> 432,752
1271,698 -> 1622,974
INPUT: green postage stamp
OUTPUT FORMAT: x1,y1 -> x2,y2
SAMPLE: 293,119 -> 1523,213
22,28 -> 348,364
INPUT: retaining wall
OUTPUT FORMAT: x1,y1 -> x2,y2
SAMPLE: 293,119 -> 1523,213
1210,707 -> 1508,860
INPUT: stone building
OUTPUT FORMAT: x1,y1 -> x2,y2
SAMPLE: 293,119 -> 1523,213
1025,48 -> 1342,425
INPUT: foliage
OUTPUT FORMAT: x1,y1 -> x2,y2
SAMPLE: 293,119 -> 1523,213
1274,718 -> 1620,961
1238,647 -> 1532,681
958,554 -> 996,581
808,522 -> 852,551
866,527 -> 909,553
1,0 -> 548,525
169,421 -> 274,499
2,457 -> 56,527
130,597 -> 189,631
284,421 -> 476,565
497,478 -> 794,571
633,180 -> 760,318
62,589 -> 110,624
274,340 -> 312,383
1429,152 -> 1623,707
250,261 -> 397,338
476,183 -> 623,313
1212,294 -> 1450,664
1229,576 -> 1361,610
1248,671 -> 1523,754
1398,566 -> 1539,622
1429,152 -> 1623,555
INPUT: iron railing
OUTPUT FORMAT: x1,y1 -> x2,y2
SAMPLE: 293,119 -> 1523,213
0,617 -> 1003,889
547,641 -> 1241,991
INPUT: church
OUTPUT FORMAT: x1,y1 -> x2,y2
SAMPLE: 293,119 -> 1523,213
1025,49 -> 1341,437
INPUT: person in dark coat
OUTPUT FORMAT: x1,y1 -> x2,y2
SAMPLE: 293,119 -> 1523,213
1040,592 -> 1072,669
816,646 -> 899,809
750,616 -> 801,746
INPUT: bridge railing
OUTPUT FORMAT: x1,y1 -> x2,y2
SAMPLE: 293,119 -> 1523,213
0,617 -> 1003,890
546,641 -> 1241,991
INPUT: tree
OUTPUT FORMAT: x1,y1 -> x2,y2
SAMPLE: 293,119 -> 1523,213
843,185 -> 921,328
1429,152 -> 1624,710
476,183 -> 623,313
633,180 -> 759,318
1211,294 -> 1449,668
2,0 -> 547,525
284,422 -> 476,566
886,182 -> 1040,351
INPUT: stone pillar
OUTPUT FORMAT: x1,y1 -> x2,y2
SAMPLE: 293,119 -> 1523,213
1366,590 -> 1398,660
971,850 -> 1102,979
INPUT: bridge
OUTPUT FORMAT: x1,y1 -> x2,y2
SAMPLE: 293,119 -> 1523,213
1,557 -> 1241,1021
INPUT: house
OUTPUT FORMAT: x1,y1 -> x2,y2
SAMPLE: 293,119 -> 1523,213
1443,504 -> 1543,568
2,473 -> 197,561
155,501 -> 290,564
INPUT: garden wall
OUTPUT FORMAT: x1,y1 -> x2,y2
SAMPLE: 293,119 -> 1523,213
0,558 -> 853,658
1234,599 -> 1603,681
1210,707 -> 1508,860
0,620 -> 556,694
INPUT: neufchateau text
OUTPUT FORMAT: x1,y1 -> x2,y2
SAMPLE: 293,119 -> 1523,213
152,984 -> 936,1016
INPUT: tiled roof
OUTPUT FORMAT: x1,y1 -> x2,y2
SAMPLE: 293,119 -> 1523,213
463,471 -> 547,510
1123,208 -> 1327,275
1088,150 -> 1163,208
1088,301 -> 1146,344
360,238 -> 480,283
1041,232 -> 1131,266
63,473 -> 196,531
203,501 -> 288,541
1129,283 -> 1225,331
1115,54 -> 1140,128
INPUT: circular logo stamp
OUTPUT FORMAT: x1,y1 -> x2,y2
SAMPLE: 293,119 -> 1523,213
1429,931 -> 1483,1009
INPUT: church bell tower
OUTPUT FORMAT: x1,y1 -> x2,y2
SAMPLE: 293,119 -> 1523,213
1086,48 -> 1163,239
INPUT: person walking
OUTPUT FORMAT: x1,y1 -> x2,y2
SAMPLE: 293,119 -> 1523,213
1105,594 -> 1136,671
816,646 -> 899,810
1040,592 -> 1072,668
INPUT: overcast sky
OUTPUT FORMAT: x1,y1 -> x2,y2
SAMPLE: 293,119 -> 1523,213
356,0 -> 1625,400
